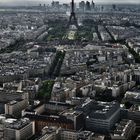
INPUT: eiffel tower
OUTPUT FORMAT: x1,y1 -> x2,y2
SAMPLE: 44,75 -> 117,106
68,0 -> 78,27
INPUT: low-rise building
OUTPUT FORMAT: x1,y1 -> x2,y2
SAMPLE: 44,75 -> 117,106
60,130 -> 93,140
111,119 -> 136,140
85,101 -> 120,134
4,118 -> 35,140
35,126 -> 61,140
5,99 -> 29,118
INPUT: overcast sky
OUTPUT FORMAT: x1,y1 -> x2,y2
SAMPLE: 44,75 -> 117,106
0,0 -> 140,6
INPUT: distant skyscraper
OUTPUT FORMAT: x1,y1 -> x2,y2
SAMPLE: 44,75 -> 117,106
112,4 -> 116,11
101,6 -> 104,11
79,1 -> 85,12
51,1 -> 60,10
91,0 -> 95,9
63,3 -> 69,11
85,1 -> 91,11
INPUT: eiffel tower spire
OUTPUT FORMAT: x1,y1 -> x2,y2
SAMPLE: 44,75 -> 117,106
68,0 -> 78,27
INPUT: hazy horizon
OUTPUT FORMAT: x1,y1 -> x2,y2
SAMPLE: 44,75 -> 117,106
0,0 -> 140,6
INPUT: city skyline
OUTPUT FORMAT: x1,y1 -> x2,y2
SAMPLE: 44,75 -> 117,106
0,0 -> 140,6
